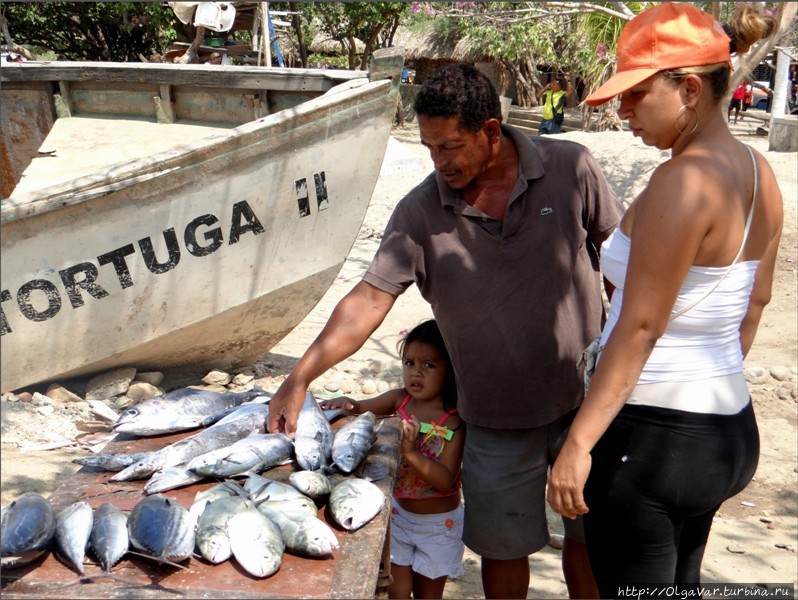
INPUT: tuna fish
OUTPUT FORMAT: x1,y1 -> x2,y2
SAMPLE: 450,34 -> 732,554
188,481 -> 245,526
1,492 -> 56,567
331,412 -> 378,473
187,433 -> 294,478
89,503 -> 129,573
72,451 -> 155,472
195,495 -> 246,564
288,470 -> 333,500
53,501 -> 93,576
110,404 -> 270,482
127,495 -> 195,563
142,465 -> 204,495
294,392 -> 334,471
328,478 -> 386,531
227,505 -> 284,578
112,386 -> 267,436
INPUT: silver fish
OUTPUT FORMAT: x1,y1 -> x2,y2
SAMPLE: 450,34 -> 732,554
187,433 -> 294,478
90,503 -> 129,573
331,412 -> 378,473
127,495 -> 195,563
188,481 -> 244,525
143,464 -> 204,495
200,392 -> 273,427
227,505 -> 284,578
289,470 -> 333,499
72,451 -> 154,472
256,505 -> 339,557
1,492 -> 56,568
54,501 -> 93,576
328,478 -> 386,531
294,392 -> 334,471
195,495 -> 246,564
113,386 -> 267,436
110,404 -> 270,482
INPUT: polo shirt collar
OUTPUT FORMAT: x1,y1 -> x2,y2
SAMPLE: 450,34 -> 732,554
435,124 -> 546,211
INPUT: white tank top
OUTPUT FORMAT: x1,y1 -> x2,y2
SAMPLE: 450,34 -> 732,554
598,146 -> 759,414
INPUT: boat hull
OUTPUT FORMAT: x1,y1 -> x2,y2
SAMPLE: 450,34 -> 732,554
0,58 -> 402,391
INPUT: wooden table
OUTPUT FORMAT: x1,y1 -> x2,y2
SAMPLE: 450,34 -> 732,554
1,416 -> 401,599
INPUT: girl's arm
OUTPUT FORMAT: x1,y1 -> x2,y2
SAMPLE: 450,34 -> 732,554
400,416 -> 465,492
319,388 -> 405,416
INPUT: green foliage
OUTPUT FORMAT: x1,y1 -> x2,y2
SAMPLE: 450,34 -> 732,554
3,1 -> 177,61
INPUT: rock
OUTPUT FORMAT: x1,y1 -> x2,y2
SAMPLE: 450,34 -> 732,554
18,392 -> 33,403
341,377 -> 357,395
202,369 -> 231,386
45,384 -> 83,403
126,382 -> 162,403
360,379 -> 378,396
36,404 -> 55,416
232,373 -> 254,386
548,534 -> 564,549
134,371 -> 164,387
32,392 -> 55,407
726,542 -> 745,554
770,366 -> 793,381
324,378 -> 342,393
85,367 -> 137,401
744,366 -> 769,385
109,395 -> 137,411
377,379 -> 391,393
741,501 -> 756,507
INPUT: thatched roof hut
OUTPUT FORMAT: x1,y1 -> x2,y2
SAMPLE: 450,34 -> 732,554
392,24 -> 511,99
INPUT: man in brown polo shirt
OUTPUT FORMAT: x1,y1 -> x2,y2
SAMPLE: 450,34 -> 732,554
269,64 -> 622,599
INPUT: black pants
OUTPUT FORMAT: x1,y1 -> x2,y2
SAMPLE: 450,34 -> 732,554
584,402 -> 759,599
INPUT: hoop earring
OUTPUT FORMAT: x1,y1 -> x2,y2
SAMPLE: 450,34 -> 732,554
675,105 -> 699,136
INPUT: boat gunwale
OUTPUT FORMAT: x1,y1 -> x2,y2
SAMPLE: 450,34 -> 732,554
1,77 -> 394,224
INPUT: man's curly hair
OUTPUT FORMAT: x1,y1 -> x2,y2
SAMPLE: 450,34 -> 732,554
413,63 -> 502,133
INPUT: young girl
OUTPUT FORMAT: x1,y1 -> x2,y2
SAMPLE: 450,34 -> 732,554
320,319 -> 465,599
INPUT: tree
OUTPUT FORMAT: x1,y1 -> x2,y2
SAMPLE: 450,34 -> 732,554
2,2 -> 176,61
292,2 -> 410,70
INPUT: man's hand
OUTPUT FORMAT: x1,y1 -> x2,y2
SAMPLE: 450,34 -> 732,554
267,379 -> 306,437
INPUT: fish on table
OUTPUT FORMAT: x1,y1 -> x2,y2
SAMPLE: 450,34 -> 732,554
53,500 -> 93,576
187,432 -> 294,478
294,392 -> 334,472
331,411 -> 379,473
194,495 -> 247,564
328,477 -> 386,531
127,494 -> 195,564
113,386 -> 269,436
227,504 -> 284,578
1,492 -> 56,568
110,403 -> 270,482
89,502 -> 129,575
288,470 -> 333,500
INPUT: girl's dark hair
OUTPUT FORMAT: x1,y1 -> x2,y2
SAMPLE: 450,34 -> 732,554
413,63 -> 502,132
397,319 -> 458,412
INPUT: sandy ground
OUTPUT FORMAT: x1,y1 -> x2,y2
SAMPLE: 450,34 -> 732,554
1,114 -> 796,598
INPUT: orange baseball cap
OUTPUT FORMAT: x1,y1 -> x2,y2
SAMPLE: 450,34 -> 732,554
585,2 -> 731,106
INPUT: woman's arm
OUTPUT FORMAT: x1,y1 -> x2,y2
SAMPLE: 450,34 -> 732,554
548,160 -> 714,519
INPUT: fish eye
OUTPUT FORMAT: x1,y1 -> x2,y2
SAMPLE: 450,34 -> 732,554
124,408 -> 139,416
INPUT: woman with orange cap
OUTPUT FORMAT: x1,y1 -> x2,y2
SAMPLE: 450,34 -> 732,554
547,3 -> 782,594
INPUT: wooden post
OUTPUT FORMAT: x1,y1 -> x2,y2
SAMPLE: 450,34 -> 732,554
262,3 -> 271,68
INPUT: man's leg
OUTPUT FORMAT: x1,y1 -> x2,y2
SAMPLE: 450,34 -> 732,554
482,556 -> 530,599
562,538 -> 599,599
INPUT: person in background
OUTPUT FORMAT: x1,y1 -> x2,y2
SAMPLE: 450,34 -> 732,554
742,80 -> 753,115
320,320 -> 464,599
548,3 -> 781,596
206,51 -> 223,65
537,77 -> 569,134
268,62 -> 622,599
728,80 -> 746,123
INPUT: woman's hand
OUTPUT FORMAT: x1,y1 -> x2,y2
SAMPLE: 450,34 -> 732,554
547,441 -> 592,520
400,416 -> 420,455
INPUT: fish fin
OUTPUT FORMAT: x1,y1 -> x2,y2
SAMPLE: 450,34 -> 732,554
221,480 -> 249,499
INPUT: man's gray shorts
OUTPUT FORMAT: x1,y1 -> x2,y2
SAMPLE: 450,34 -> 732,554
461,409 -> 585,560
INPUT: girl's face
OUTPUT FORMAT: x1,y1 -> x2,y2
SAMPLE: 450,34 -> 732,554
401,340 -> 449,403
617,73 -> 683,150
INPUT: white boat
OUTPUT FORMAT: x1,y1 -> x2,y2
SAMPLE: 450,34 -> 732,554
0,50 -> 403,392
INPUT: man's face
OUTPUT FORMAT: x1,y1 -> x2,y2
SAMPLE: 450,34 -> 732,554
417,115 -> 494,190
